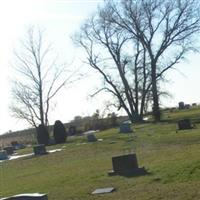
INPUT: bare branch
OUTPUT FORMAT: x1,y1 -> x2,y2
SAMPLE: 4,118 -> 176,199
11,26 -> 78,127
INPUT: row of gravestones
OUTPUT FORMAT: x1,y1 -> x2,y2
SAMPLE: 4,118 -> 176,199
0,121 -> 134,159
37,120 -> 67,146
2,119 -> 194,197
0,129 -> 99,160
119,118 -> 195,132
36,121 -> 82,145
0,144 -> 49,160
0,140 -> 26,160
11,141 -> 25,150
0,144 -> 48,160
0,145 -> 16,160
0,118 -> 193,159
37,121 -> 99,145
118,119 -> 195,132
0,120 -> 67,160
86,121 -> 133,141
178,102 -> 197,110
0,138 -> 97,160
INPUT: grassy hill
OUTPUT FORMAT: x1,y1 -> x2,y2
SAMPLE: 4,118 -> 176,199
1,107 -> 200,200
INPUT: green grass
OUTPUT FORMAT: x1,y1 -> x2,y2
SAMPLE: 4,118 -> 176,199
1,108 -> 200,199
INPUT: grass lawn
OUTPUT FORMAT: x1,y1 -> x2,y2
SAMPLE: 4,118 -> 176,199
1,108 -> 200,199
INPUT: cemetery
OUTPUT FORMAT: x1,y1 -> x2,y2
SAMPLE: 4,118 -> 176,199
1,107 -> 200,199
0,0 -> 200,199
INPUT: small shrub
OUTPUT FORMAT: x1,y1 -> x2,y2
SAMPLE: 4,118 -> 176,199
36,124 -> 49,145
53,120 -> 67,144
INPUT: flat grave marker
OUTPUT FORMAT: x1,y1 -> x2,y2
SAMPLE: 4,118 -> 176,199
92,187 -> 115,195
0,193 -> 48,200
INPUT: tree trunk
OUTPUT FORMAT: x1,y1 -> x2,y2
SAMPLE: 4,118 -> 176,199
39,75 -> 45,126
151,62 -> 161,121
39,90 -> 45,126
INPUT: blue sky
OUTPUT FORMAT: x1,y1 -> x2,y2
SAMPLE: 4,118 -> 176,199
0,0 -> 199,134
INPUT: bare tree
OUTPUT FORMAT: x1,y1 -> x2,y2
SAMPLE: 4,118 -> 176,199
74,12 -> 152,122
103,0 -> 200,121
11,27 -> 77,127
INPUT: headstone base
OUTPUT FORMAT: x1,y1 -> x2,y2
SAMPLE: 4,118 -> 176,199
108,167 -> 146,176
33,145 -> 47,155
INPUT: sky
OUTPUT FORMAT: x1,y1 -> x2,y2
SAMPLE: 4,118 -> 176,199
0,0 -> 200,134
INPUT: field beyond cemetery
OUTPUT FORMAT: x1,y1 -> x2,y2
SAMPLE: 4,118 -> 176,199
1,108 -> 200,200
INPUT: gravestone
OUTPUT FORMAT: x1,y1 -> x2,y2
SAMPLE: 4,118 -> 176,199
11,141 -> 25,150
178,119 -> 193,130
33,144 -> 47,155
0,193 -> 48,200
184,104 -> 190,109
119,121 -> 132,133
178,102 -> 185,110
108,153 -> 145,176
0,150 -> 8,160
68,125 -> 76,136
112,154 -> 138,171
3,146 -> 14,155
11,141 -> 19,147
87,133 -> 97,142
